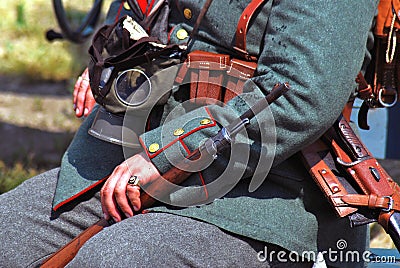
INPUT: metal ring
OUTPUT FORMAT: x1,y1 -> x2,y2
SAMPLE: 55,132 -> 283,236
114,68 -> 152,107
378,88 -> 398,108
127,175 -> 140,186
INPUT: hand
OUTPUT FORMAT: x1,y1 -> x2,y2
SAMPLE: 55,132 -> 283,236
100,152 -> 161,222
73,68 -> 96,117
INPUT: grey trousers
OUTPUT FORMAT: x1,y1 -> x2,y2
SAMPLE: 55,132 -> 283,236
0,169 -> 311,268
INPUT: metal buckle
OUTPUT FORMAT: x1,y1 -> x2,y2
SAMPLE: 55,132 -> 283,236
382,196 -> 394,212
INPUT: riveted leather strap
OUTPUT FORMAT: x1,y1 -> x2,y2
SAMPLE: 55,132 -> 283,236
340,194 -> 400,210
301,139 -> 358,217
234,0 -> 267,60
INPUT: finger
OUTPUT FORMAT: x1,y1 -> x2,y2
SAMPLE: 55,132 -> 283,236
100,193 -> 119,222
83,86 -> 96,116
114,170 -> 134,218
73,68 -> 89,107
73,76 -> 83,107
100,168 -> 124,222
82,67 -> 89,77
126,185 -> 141,212
75,79 -> 90,117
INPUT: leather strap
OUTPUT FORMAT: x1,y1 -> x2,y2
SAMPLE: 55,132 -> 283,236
186,0 -> 214,50
234,0 -> 266,60
301,139 -> 358,217
378,210 -> 394,231
341,194 -> 400,211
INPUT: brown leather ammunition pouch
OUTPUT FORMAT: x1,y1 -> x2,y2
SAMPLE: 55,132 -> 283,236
174,50 -> 257,104
174,0 -> 265,104
302,116 -> 400,231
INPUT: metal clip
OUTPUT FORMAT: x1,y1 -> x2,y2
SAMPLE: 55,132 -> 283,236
336,157 -> 364,167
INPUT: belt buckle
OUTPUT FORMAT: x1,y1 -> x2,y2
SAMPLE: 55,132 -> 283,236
382,196 -> 394,212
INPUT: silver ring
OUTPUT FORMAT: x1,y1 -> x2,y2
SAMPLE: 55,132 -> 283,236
378,88 -> 397,108
127,175 -> 140,186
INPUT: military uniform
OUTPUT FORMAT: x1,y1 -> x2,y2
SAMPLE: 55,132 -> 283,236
0,0 -> 379,267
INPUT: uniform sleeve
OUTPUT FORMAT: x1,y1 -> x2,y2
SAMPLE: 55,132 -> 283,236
139,0 -> 378,176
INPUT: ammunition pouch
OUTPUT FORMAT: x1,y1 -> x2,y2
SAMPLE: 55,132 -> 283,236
173,0 -> 265,105
175,50 -> 257,105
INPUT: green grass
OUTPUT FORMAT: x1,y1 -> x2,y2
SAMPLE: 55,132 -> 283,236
0,161 -> 41,194
0,0 -> 111,81
0,0 -> 113,191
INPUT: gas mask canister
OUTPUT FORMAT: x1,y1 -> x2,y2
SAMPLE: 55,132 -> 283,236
87,15 -> 184,148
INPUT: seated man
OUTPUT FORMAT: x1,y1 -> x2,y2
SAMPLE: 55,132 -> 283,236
0,0 -> 379,267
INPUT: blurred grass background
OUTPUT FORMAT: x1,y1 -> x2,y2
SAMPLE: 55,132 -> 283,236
0,0 -> 396,251
0,0 -> 111,192
0,0 -> 102,80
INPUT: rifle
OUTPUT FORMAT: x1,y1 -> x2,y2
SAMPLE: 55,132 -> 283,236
40,82 -> 290,268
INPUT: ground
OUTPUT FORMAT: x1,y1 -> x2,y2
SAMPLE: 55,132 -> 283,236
0,75 -> 81,168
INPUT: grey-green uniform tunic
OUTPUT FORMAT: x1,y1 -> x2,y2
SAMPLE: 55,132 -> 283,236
54,0 -> 378,266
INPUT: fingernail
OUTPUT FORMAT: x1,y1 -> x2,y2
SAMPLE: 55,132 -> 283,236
75,108 -> 80,115
112,217 -> 119,223
103,213 -> 109,220
125,213 -> 131,218
133,206 -> 139,211
84,108 -> 89,115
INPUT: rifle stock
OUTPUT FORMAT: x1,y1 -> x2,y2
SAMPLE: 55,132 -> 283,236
40,218 -> 110,268
40,83 -> 289,267
40,152 -> 199,268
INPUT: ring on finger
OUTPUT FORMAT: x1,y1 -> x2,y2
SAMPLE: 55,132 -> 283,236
78,75 -> 89,82
127,175 -> 140,187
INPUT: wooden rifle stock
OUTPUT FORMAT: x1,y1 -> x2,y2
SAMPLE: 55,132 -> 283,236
40,83 -> 289,267
40,217 -> 110,268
